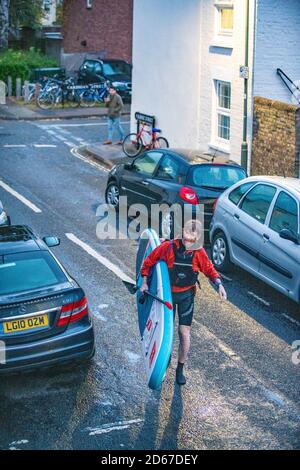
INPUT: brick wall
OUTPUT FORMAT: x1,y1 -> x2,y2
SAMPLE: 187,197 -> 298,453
63,0 -> 133,63
251,97 -> 300,177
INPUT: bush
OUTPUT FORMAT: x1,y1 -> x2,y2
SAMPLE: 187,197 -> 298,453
0,48 -> 57,93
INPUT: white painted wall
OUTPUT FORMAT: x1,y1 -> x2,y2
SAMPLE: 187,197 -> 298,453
198,0 -> 255,163
253,0 -> 300,104
131,0 -> 201,147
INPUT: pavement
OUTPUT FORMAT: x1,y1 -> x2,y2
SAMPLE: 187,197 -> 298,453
0,98 -> 131,121
82,142 -> 127,170
0,117 -> 299,450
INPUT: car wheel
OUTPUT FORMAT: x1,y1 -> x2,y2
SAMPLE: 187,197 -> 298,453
212,231 -> 232,272
105,182 -> 120,211
160,212 -> 174,239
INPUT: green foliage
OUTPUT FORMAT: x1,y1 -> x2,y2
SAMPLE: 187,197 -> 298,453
10,0 -> 44,29
0,48 -> 57,88
54,3 -> 63,26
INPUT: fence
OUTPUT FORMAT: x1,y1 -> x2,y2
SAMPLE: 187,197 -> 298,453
0,77 -> 39,103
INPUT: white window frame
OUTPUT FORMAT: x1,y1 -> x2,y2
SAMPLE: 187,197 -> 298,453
211,80 -> 231,152
213,1 -> 234,47
87,0 -> 92,8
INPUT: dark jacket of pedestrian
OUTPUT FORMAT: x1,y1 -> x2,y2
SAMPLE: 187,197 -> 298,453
106,93 -> 124,118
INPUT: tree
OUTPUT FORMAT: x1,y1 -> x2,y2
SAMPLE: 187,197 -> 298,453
10,0 -> 43,30
0,0 -> 10,51
0,0 -> 44,51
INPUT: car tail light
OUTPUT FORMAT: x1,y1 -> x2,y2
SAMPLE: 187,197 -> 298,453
179,187 -> 199,204
57,296 -> 88,327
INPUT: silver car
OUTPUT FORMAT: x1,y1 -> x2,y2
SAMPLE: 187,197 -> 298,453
210,176 -> 300,305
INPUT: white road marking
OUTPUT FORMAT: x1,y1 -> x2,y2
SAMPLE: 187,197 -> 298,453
37,121 -> 130,128
3,144 -> 26,148
9,440 -> 29,446
33,144 -> 57,148
282,313 -> 300,328
248,291 -> 270,307
0,180 -> 42,213
217,341 -> 240,361
65,233 -> 135,284
87,419 -> 143,436
70,146 -> 109,173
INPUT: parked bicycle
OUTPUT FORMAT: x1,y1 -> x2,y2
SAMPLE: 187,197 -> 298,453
122,123 -> 169,157
37,77 -> 83,110
79,81 -> 110,107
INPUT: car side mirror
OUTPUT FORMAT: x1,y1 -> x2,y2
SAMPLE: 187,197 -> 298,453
279,229 -> 299,244
124,163 -> 133,171
43,236 -> 60,247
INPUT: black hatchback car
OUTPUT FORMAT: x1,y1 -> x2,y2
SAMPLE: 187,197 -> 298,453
0,226 -> 95,373
105,149 -> 247,240
78,58 -> 132,101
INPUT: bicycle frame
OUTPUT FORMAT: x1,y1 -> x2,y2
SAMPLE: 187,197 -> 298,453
136,123 -> 159,149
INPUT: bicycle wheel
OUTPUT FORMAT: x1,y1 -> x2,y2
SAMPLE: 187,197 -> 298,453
37,92 -> 55,110
80,90 -> 96,107
156,136 -> 169,149
66,91 -> 80,108
122,133 -> 143,157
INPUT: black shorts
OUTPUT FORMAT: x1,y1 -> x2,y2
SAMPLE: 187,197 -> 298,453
172,288 -> 195,327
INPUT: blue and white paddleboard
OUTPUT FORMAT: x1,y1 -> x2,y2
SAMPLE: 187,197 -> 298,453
136,229 -> 174,390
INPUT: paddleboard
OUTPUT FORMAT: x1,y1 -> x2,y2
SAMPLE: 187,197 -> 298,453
136,229 -> 174,390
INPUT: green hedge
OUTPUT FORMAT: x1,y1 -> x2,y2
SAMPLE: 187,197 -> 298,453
0,48 -> 57,91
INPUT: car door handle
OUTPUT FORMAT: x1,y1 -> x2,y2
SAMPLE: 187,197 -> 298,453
142,181 -> 149,186
263,233 -> 270,241
234,213 -> 240,220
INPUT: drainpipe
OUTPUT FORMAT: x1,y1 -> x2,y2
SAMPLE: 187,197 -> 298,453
241,0 -> 250,171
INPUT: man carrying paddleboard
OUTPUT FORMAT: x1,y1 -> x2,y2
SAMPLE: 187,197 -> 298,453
140,219 -> 227,386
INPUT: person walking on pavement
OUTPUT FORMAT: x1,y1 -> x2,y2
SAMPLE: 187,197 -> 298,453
103,86 -> 125,145
140,219 -> 227,386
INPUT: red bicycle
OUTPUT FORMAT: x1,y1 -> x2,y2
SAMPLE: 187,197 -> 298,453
122,122 -> 169,157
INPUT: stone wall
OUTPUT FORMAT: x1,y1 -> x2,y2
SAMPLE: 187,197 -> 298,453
251,97 -> 300,178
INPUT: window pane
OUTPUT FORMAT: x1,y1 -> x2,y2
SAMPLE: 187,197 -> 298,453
189,165 -> 246,189
218,82 -> 231,109
221,8 -> 234,30
133,152 -> 163,176
229,182 -> 256,205
0,252 -> 67,296
156,156 -> 180,181
218,114 -> 230,140
269,191 -> 298,234
240,184 -> 277,224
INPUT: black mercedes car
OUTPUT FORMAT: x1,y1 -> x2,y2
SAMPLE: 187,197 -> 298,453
0,226 -> 95,373
78,58 -> 132,101
105,149 -> 247,241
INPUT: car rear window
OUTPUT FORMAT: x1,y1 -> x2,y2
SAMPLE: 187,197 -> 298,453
188,165 -> 246,190
0,251 -> 67,296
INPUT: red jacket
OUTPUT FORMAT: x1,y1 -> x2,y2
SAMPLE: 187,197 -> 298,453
141,239 -> 221,293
